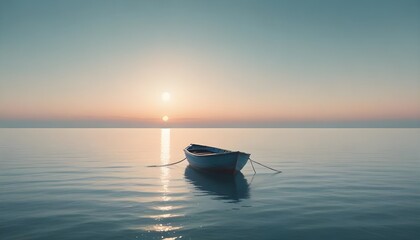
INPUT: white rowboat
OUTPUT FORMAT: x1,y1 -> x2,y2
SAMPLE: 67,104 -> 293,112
184,144 -> 250,173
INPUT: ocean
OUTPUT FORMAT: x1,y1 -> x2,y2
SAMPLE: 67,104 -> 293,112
0,128 -> 419,239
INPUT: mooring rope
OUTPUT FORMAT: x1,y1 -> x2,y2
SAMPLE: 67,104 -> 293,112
249,158 -> 256,174
146,157 -> 186,167
249,158 -> 282,173
146,156 -> 281,174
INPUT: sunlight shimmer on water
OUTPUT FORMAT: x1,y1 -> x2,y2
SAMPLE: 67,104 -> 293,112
0,128 -> 419,240
144,128 -> 184,238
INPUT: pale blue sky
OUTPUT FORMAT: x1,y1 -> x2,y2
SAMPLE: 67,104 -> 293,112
0,0 -> 419,127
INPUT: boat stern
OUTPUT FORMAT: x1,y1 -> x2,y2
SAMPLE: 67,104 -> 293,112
235,152 -> 250,172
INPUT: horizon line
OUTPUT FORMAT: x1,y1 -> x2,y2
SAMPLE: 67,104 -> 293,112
1,118 -> 419,128
1,127 -> 419,129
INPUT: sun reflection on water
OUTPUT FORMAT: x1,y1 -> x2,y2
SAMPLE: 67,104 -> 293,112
144,128 -> 183,238
161,128 -> 171,195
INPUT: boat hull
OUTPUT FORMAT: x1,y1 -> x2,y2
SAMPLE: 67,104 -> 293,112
184,144 -> 250,173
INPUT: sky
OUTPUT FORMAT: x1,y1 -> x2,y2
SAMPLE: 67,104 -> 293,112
0,0 -> 419,127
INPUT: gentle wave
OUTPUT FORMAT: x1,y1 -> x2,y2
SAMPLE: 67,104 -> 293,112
1,128 -> 419,240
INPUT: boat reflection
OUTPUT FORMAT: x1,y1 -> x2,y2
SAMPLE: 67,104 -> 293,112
184,166 -> 250,202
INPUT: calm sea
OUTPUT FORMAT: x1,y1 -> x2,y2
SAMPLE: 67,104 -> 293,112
0,128 -> 419,240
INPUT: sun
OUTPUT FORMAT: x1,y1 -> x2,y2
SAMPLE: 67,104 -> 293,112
162,115 -> 169,122
162,92 -> 170,102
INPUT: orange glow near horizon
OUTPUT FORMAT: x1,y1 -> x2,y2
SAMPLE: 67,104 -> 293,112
1,97 -> 420,125
1,50 -> 419,126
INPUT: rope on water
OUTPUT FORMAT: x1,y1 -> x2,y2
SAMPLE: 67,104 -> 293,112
249,158 -> 282,173
147,157 -> 186,167
249,158 -> 256,174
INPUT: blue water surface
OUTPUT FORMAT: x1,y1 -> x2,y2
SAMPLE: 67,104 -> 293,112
0,128 -> 419,239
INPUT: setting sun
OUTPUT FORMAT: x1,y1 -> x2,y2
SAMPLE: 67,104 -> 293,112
162,115 -> 169,122
162,92 -> 171,102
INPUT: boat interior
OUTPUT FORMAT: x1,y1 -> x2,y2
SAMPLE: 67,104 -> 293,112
187,145 -> 231,155
188,149 -> 219,155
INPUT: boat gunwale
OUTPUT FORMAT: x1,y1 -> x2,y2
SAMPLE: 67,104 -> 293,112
184,144 -> 250,157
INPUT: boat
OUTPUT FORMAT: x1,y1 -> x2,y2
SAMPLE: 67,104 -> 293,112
183,144 -> 250,173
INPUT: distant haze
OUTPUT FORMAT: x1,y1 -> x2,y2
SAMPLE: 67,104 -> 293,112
1,0 -> 419,128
